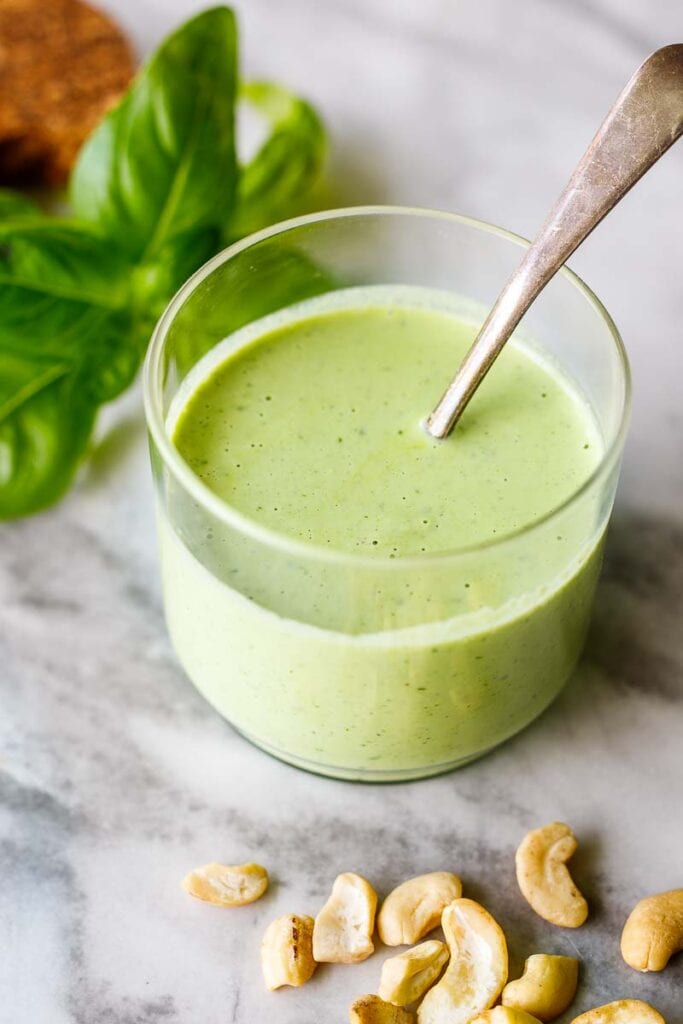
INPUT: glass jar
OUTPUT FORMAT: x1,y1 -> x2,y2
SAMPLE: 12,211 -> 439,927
143,207 -> 630,781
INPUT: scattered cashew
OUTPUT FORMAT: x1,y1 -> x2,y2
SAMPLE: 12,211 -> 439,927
471,1009 -> 543,1024
502,953 -> 579,1020
379,940 -> 449,1006
570,999 -> 665,1023
417,898 -> 508,1024
515,823 -> 588,928
261,914 -> 317,990
350,994 -> 415,1023
621,888 -> 683,972
181,861 -> 268,906
378,872 -> 463,946
313,872 -> 378,963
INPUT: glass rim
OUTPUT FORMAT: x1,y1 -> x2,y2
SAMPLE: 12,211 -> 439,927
143,204 -> 632,570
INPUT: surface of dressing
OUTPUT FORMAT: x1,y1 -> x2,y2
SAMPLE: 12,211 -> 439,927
173,302 -> 601,556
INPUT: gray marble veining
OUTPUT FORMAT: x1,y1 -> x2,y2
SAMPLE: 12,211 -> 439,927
1,1 -> 682,1021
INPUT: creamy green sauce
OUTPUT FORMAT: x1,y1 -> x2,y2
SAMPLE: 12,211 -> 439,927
174,303 -> 600,556
161,290 -> 605,779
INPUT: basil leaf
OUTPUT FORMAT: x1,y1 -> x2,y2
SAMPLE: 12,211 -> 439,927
131,225 -> 220,329
0,220 -> 139,400
0,355 -> 97,518
229,81 -> 326,240
0,189 -> 41,220
70,7 -> 238,261
0,221 -> 141,517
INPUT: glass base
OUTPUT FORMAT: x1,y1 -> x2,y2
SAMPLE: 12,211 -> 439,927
231,724 -> 499,782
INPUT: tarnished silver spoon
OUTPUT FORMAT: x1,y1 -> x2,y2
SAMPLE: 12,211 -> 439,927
427,43 -> 683,439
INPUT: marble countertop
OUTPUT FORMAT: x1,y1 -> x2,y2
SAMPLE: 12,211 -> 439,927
1,0 -> 682,1021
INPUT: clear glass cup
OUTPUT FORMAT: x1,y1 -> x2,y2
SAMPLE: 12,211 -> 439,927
143,207 -> 630,782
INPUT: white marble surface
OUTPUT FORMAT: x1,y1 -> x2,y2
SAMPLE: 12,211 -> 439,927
1,0 -> 682,1021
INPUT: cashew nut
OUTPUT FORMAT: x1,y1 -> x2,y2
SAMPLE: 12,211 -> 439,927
379,940 -> 449,1006
502,953 -> 579,1020
515,823 -> 588,928
570,999 -> 665,1023
471,1010 -> 543,1024
349,994 -> 415,1023
417,898 -> 508,1024
313,872 -> 378,963
621,888 -> 683,972
378,872 -> 463,946
261,914 -> 317,990
181,861 -> 268,906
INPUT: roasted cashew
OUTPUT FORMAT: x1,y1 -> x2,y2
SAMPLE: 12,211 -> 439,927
502,953 -> 579,1020
379,940 -> 449,1006
570,999 -> 665,1023
261,914 -> 317,990
181,861 -> 268,906
621,888 -> 683,972
378,872 -> 463,946
349,994 -> 415,1023
471,1009 -> 543,1024
313,872 -> 378,963
515,823 -> 588,928
417,898 -> 508,1024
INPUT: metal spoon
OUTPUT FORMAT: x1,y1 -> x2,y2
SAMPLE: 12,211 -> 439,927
427,43 -> 683,439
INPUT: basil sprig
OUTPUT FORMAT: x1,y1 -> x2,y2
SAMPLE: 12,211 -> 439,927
230,81 -> 326,240
0,6 -> 325,518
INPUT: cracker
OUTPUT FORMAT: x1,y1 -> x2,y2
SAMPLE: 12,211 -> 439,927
0,0 -> 134,185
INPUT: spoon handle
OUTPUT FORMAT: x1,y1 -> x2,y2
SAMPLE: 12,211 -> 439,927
427,43 -> 683,439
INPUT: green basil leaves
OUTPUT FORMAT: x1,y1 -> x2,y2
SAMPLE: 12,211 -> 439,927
71,7 -> 238,261
0,6 -> 325,518
0,221 -> 140,516
230,81 -> 326,240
